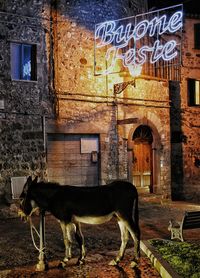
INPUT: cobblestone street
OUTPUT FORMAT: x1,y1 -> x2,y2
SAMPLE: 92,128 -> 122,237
0,195 -> 199,277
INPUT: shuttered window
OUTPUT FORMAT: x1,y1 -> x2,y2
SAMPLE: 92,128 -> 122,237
188,79 -> 200,106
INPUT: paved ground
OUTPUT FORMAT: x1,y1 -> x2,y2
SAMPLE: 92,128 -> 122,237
0,194 -> 199,277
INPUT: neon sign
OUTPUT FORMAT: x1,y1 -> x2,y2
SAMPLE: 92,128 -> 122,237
94,5 -> 183,76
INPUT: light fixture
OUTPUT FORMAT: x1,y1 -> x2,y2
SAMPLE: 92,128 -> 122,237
128,65 -> 142,77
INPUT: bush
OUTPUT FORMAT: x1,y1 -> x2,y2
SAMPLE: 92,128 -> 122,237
149,239 -> 200,278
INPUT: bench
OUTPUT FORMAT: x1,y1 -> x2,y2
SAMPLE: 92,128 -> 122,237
168,211 -> 200,241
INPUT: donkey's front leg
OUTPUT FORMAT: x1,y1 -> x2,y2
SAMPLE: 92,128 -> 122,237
60,222 -> 74,267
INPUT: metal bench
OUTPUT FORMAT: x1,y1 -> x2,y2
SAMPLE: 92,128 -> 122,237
168,211 -> 200,241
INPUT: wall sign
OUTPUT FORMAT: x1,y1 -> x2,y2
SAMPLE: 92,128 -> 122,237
81,138 -> 99,154
94,5 -> 183,78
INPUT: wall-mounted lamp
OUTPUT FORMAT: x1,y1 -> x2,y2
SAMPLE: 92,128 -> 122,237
114,80 -> 136,95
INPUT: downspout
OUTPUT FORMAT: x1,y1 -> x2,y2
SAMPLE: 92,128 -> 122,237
50,0 -> 57,117
40,1 -> 56,180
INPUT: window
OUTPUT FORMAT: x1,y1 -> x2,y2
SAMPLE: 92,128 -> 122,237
11,43 -> 37,81
188,79 -> 200,106
194,23 -> 200,49
132,125 -> 153,144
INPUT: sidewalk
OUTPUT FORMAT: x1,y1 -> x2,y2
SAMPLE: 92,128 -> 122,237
139,194 -> 200,241
0,194 -> 199,277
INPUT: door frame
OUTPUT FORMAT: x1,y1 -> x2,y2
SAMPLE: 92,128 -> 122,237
132,140 -> 153,192
127,122 -> 161,194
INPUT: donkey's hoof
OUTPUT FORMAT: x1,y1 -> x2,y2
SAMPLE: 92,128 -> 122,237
109,259 -> 118,266
63,257 -> 70,263
58,261 -> 67,269
130,260 -> 138,269
77,259 -> 85,265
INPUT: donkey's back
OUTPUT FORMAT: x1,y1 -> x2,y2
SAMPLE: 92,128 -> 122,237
46,180 -> 138,221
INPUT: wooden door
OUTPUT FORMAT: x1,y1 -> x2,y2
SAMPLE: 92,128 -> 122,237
132,142 -> 152,190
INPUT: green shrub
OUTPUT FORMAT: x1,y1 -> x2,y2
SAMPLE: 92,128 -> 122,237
149,239 -> 200,278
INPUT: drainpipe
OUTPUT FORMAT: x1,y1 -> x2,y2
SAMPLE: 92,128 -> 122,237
42,115 -> 46,154
50,0 -> 57,116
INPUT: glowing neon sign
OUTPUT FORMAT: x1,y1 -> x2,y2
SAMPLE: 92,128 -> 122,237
94,5 -> 183,76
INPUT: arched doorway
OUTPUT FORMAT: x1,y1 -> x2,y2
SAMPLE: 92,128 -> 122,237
132,125 -> 153,193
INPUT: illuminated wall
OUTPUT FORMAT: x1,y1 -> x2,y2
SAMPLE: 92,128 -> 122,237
48,0 -> 172,197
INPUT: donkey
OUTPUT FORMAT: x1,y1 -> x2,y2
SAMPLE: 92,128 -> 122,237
20,176 -> 140,268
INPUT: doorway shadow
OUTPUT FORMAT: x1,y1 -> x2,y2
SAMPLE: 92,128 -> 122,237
169,81 -> 184,200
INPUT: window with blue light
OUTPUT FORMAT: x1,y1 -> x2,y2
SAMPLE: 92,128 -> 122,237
11,43 -> 37,81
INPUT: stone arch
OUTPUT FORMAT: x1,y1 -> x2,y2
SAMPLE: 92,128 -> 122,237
127,116 -> 162,194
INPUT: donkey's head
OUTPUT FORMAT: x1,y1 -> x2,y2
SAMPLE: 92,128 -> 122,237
19,176 -> 38,216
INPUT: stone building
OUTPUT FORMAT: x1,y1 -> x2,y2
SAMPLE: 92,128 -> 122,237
0,0 -> 53,204
0,0 -> 199,205
170,12 -> 200,201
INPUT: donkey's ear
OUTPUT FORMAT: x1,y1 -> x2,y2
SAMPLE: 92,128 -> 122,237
22,176 -> 32,195
27,176 -> 32,184
33,176 -> 38,183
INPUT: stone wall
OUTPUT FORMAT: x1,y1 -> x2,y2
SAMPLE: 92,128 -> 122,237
0,114 -> 46,202
0,0 -> 53,203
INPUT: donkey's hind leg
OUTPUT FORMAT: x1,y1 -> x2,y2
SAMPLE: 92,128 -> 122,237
74,223 -> 86,265
124,219 -> 140,268
109,220 -> 129,266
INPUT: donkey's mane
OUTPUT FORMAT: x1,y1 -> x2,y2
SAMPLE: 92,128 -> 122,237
35,181 -> 62,188
41,181 -> 61,186
30,181 -> 63,195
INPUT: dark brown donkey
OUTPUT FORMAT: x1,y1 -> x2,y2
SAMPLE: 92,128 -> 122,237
20,176 -> 140,268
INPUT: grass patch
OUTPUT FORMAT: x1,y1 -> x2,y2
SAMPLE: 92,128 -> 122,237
149,239 -> 200,278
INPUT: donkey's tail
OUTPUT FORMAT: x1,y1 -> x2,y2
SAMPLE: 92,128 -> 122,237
132,189 -> 140,240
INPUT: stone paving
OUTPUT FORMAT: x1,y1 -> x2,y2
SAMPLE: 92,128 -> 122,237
0,194 -> 199,277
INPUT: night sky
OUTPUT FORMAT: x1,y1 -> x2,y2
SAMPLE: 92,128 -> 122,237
148,0 -> 200,14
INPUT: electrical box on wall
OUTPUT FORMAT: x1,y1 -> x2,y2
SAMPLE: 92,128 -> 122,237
91,151 -> 98,163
